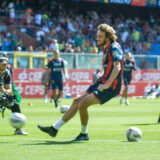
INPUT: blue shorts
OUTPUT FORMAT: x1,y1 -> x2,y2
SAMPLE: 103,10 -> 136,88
123,76 -> 131,86
87,82 -> 121,104
51,79 -> 63,91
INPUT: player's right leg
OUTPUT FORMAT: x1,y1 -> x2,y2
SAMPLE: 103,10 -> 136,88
44,85 -> 49,103
38,93 -> 89,137
121,77 -> 130,106
122,85 -> 129,105
73,93 -> 100,141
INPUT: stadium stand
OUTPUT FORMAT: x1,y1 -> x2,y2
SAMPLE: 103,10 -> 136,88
0,0 -> 160,55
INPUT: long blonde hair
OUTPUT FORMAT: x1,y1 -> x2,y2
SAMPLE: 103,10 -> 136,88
98,24 -> 117,42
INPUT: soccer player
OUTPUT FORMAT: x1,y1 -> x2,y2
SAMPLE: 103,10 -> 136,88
120,52 -> 136,106
45,44 -> 68,108
0,56 -> 28,135
38,23 -> 123,141
1,52 -> 14,82
144,84 -> 160,99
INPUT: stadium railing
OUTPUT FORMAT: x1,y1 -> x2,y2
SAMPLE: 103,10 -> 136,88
0,51 -> 160,70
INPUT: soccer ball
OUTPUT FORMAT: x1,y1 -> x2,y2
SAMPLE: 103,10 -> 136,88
60,105 -> 70,113
126,127 -> 142,142
10,113 -> 26,129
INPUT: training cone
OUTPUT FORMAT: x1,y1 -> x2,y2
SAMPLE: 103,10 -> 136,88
28,102 -> 33,106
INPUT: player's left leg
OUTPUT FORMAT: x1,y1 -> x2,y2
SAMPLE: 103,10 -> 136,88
52,89 -> 58,108
51,79 -> 58,107
158,113 -> 160,124
56,90 -> 62,100
54,79 -> 63,107
123,85 -> 130,105
73,93 -> 100,141
56,90 -> 62,102
44,85 -> 49,103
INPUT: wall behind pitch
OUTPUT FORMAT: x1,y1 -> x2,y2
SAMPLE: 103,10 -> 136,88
14,69 -> 160,98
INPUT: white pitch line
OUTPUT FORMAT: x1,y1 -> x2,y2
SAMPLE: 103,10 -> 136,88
0,137 -> 160,143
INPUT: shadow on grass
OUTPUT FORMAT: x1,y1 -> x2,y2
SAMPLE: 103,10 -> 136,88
0,135 -> 15,137
123,123 -> 158,126
0,142 -> 12,144
23,140 -> 82,146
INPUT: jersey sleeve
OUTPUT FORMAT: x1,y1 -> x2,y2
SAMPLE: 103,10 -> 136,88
47,61 -> 52,68
131,60 -> 137,70
61,59 -> 65,68
110,47 -> 123,62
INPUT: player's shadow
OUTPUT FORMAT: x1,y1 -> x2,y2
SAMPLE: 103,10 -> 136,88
0,142 -> 12,144
23,140 -> 82,146
123,123 -> 158,126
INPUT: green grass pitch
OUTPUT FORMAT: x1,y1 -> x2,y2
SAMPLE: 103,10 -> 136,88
0,97 -> 160,160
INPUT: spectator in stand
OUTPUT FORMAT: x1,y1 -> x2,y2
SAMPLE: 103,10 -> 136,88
23,12 -> 33,26
28,45 -> 34,52
15,0 -> 21,23
49,39 -> 59,52
35,11 -> 42,27
36,28 -> 45,48
20,0 -> 27,12
42,24 -> 50,34
2,38 -> 11,51
7,1 -> 15,24
90,43 -> 98,54
0,34 -> 4,50
64,43 -> 74,53
0,1 -> 7,22
1,1 -> 159,55
9,31 -> 18,51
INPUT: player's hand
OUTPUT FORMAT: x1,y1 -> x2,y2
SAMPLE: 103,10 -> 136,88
45,82 -> 49,86
0,86 -> 5,93
98,84 -> 108,92
65,75 -> 69,80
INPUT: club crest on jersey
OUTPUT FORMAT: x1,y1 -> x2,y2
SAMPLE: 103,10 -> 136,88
94,90 -> 98,95
112,50 -> 118,57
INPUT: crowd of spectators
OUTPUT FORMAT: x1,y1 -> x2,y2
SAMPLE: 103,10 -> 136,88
0,0 -> 160,55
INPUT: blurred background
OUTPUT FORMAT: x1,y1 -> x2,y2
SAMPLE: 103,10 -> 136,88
0,0 -> 160,98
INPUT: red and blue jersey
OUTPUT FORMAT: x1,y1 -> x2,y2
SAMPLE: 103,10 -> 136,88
47,58 -> 65,80
97,42 -> 123,90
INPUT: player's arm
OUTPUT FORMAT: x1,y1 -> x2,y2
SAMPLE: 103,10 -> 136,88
62,68 -> 68,79
0,72 -> 12,94
132,60 -> 137,70
62,60 -> 68,79
0,84 -> 12,94
98,61 -> 121,91
10,68 -> 14,82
